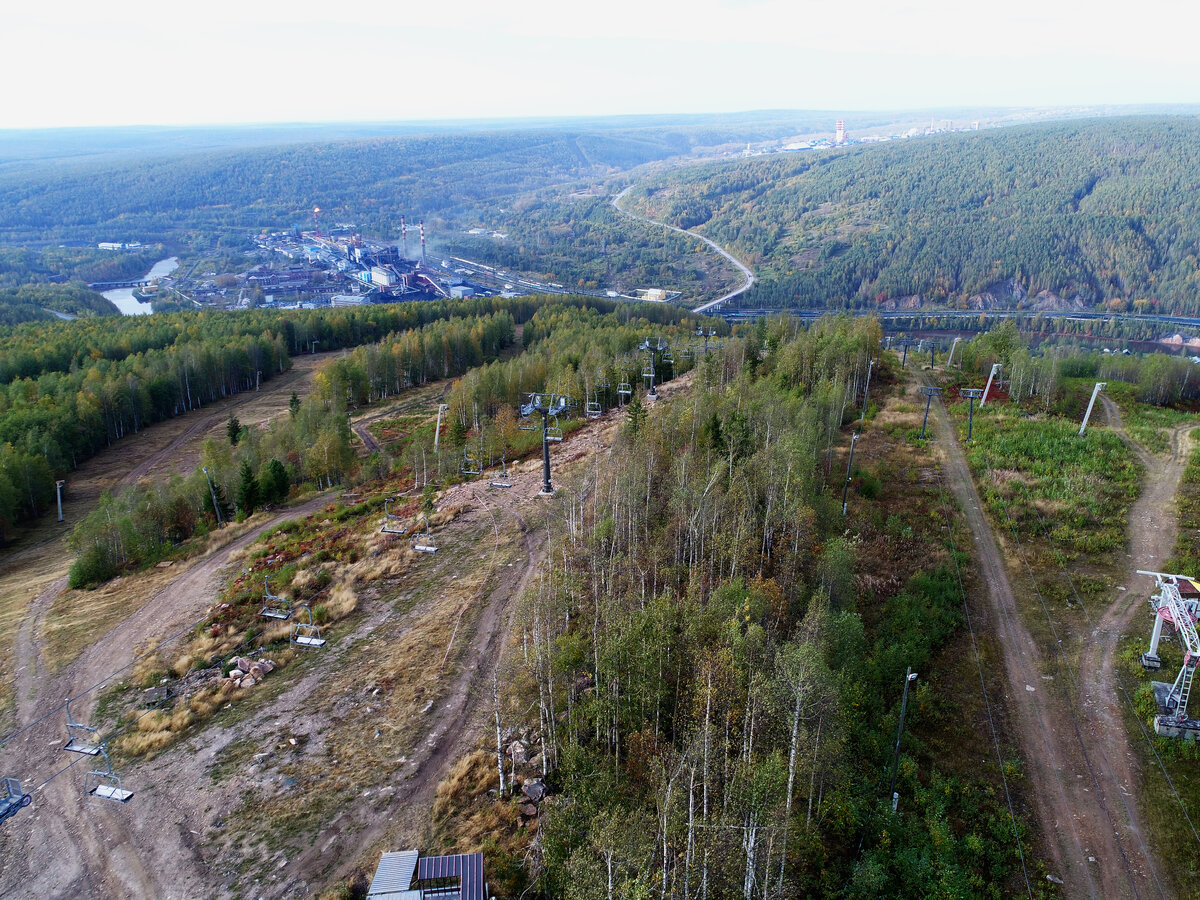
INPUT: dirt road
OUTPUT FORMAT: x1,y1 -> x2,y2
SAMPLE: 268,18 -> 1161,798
0,493 -> 337,899
922,371 -> 1167,899
0,374 -> 662,898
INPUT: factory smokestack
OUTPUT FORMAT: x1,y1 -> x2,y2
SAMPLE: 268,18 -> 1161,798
401,216 -> 408,259
419,220 -> 426,266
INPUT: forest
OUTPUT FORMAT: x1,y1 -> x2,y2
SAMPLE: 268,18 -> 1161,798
0,296 -> 705,539
630,117 -> 1200,315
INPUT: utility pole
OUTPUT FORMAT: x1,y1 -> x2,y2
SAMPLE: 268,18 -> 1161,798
842,433 -> 860,515
55,480 -> 65,523
859,359 -> 875,429
918,386 -> 942,440
901,342 -> 910,367
888,669 -> 918,812
961,389 -> 984,441
1079,382 -> 1106,437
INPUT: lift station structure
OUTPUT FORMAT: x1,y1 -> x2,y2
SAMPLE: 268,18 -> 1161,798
1139,570 -> 1200,741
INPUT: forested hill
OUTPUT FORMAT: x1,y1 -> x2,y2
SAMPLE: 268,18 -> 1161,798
0,114 -> 875,246
632,116 -> 1200,315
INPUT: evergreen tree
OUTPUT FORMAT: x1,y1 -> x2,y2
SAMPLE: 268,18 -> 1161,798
235,459 -> 259,515
625,391 -> 646,436
289,392 -> 301,418
227,413 -> 242,446
260,458 -> 289,506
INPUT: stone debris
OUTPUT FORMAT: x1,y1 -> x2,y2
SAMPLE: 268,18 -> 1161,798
522,778 -> 547,803
226,656 -> 276,690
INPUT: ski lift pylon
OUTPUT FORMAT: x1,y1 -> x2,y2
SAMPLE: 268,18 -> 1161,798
64,699 -> 101,756
0,777 -> 32,823
290,605 -> 327,649
260,577 -> 292,621
85,747 -> 133,805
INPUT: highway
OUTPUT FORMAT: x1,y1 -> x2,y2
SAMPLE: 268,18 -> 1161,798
611,185 -> 755,312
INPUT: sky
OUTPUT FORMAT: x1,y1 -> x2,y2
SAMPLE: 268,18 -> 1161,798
4,0 -> 1200,129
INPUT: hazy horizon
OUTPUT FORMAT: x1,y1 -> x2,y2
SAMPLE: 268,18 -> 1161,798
6,0 -> 1200,130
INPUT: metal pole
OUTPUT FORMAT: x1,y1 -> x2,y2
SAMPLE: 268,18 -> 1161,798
202,467 -> 224,528
55,480 -> 65,523
1079,382 -> 1106,437
968,396 -> 976,441
433,404 -> 447,454
945,337 -> 960,369
540,410 -> 553,495
841,434 -> 859,515
901,343 -> 908,366
930,344 -> 935,368
888,669 -> 918,812
921,396 -> 933,440
859,359 -> 875,428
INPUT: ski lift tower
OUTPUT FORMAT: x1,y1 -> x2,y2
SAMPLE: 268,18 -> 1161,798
980,364 -> 1002,406
1137,571 -> 1200,741
918,386 -> 943,440
960,388 -> 984,441
520,392 -> 570,495
639,338 -> 667,398
1079,382 -> 1106,437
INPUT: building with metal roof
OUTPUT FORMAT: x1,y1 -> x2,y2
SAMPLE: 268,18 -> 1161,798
366,849 -> 487,900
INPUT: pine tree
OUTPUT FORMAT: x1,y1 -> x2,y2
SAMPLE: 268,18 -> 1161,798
226,413 -> 242,446
236,459 -> 259,515
625,392 -> 646,436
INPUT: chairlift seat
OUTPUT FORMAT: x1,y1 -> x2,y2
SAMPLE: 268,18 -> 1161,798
585,401 -> 602,418
489,478 -> 513,489
260,607 -> 292,621
88,780 -> 133,804
64,699 -> 101,756
412,542 -> 438,553
292,632 -> 327,648
0,778 -> 32,822
618,382 -> 632,396
518,416 -> 537,431
260,578 -> 292,621
65,738 -> 102,756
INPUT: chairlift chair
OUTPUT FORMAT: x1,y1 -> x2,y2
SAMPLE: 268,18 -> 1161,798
617,380 -> 632,397
380,497 -> 407,535
85,748 -> 133,805
64,699 -> 101,756
461,450 -> 482,476
546,415 -> 564,443
680,345 -> 693,360
489,452 -> 513,489
290,605 -> 327,649
661,348 -> 675,365
412,515 -> 438,553
517,413 -> 537,431
0,778 -> 32,823
585,394 -> 602,419
260,577 -> 292,621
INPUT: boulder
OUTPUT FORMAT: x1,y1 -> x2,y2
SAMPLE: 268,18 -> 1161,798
508,740 -> 528,764
236,658 -> 252,673
520,803 -> 538,817
522,779 -> 546,803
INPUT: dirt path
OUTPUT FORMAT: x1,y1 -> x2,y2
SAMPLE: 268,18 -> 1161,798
920,370 -> 1163,899
0,493 -> 336,900
0,371 -> 683,898
1078,399 -> 1195,875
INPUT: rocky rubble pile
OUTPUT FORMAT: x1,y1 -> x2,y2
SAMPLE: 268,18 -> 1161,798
226,656 -> 276,689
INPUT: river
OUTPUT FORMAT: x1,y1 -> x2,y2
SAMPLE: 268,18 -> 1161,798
102,257 -> 179,315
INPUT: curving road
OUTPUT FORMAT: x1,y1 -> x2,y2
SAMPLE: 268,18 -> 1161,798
611,184 -> 755,313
